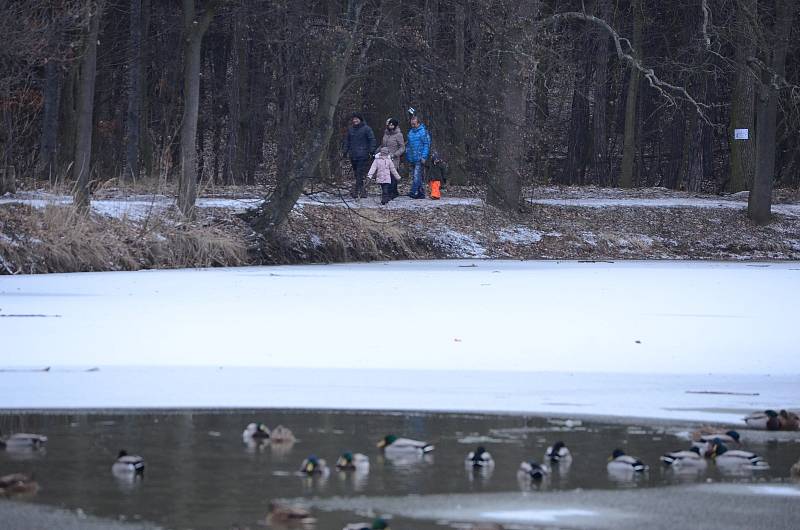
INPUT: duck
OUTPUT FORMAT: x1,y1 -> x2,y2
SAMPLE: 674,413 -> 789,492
544,441 -> 572,464
465,446 -> 495,468
377,434 -> 434,453
270,425 -> 296,443
0,431 -> 48,450
607,449 -> 648,472
660,446 -> 707,468
708,439 -> 769,469
343,517 -> 390,530
778,410 -> 800,430
242,422 -> 271,443
111,450 -> 145,477
517,460 -> 550,480
299,455 -> 329,476
266,501 -> 316,526
744,410 -> 781,430
693,429 -> 741,445
0,473 -> 39,497
336,452 -> 370,472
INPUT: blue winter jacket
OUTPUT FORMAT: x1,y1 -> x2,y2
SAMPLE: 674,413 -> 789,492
405,123 -> 431,163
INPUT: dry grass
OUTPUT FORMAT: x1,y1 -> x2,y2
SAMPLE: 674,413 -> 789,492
0,204 -> 247,274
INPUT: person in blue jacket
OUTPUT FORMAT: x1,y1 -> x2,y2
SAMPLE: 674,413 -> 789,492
405,111 -> 431,199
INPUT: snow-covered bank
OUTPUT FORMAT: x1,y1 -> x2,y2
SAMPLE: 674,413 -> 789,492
1,260 -> 799,420
2,367 -> 798,425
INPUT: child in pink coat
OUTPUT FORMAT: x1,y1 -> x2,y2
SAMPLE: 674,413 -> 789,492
367,147 -> 402,205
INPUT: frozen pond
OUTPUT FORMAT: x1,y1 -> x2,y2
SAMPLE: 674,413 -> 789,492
1,410 -> 799,529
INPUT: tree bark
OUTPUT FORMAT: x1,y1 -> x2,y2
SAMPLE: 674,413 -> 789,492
748,0 -> 794,225
178,0 -> 218,218
729,0 -> 756,192
590,0 -> 611,186
73,0 -> 103,212
486,0 -> 538,211
124,0 -> 144,182
619,0 -> 642,188
36,60 -> 61,184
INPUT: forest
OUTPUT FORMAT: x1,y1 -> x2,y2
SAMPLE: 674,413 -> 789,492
0,0 -> 798,231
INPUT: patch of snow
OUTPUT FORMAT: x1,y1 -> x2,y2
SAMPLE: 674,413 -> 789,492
481,509 -> 596,523
581,231 -> 597,246
497,226 -> 542,245
433,229 -> 487,258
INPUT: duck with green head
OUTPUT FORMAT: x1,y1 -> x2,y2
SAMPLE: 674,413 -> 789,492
299,455 -> 330,476
336,451 -> 370,472
708,439 -> 769,469
377,434 -> 434,453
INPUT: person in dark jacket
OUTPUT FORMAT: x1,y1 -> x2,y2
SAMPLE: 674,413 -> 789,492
342,113 -> 377,198
427,151 -> 448,200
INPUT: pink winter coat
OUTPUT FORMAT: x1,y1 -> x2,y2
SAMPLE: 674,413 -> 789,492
366,154 -> 402,184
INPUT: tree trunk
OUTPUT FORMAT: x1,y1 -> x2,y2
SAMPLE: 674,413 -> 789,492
0,166 -> 15,195
619,0 -> 642,188
73,0 -> 103,212
36,60 -> 61,183
124,0 -> 144,182
486,1 -> 538,211
729,0 -> 756,192
178,0 -> 218,218
251,0 -> 366,233
590,0 -> 611,186
748,0 -> 794,224
564,50 -> 592,185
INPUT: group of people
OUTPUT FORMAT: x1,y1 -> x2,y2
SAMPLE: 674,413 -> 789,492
342,109 -> 447,205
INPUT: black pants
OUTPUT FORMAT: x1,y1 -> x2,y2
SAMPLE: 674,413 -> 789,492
380,183 -> 392,204
350,158 -> 370,197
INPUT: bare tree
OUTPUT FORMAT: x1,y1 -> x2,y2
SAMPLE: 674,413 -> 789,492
73,0 -> 104,212
177,0 -> 220,218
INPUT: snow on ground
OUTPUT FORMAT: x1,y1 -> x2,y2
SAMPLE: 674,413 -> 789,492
1,260 -> 799,421
3,191 -> 800,217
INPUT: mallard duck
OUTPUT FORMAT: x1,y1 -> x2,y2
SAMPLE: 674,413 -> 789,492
708,439 -> 769,469
607,449 -> 648,472
299,455 -> 329,476
693,429 -> 740,445
0,431 -> 48,450
242,422 -> 271,443
270,425 -> 296,443
336,452 -> 369,471
0,473 -> 39,497
778,410 -> 800,430
111,450 -> 145,477
744,410 -> 781,430
266,501 -> 316,525
544,441 -> 572,463
660,446 -> 707,468
342,517 -> 390,530
465,446 -> 495,468
377,434 -> 434,453
517,460 -> 550,480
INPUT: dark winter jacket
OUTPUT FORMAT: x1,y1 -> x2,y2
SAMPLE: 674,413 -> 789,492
405,123 -> 431,164
343,122 -> 377,161
427,159 -> 448,182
